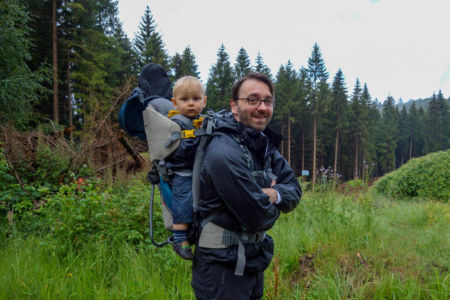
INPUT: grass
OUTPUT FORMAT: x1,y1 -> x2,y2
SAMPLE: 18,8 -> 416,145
265,191 -> 449,299
1,189 -> 448,299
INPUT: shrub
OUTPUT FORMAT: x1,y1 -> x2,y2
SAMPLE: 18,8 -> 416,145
38,176 -> 161,250
373,150 -> 449,201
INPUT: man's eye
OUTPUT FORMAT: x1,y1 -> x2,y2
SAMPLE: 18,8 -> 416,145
248,97 -> 259,104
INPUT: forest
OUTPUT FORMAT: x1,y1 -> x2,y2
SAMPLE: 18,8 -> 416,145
1,0 -> 449,184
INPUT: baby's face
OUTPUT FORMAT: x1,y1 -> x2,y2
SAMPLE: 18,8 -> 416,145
172,87 -> 207,118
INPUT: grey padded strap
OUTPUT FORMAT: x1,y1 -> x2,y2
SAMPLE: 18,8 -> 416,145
198,221 -> 265,276
164,132 -> 181,148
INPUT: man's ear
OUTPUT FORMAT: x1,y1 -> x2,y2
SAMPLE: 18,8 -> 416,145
230,99 -> 240,121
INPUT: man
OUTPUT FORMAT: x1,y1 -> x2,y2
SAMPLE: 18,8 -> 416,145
192,73 -> 302,300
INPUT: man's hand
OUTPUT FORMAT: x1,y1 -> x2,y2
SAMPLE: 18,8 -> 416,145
262,180 -> 278,203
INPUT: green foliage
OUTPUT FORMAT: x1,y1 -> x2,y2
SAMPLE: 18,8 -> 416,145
254,52 -> 272,79
374,150 -> 450,201
0,146 -> 52,226
346,179 -> 366,188
206,44 -> 234,111
1,182 -> 448,299
0,0 -> 50,125
233,47 -> 252,79
38,177 -> 162,251
134,5 -> 169,70
171,46 -> 200,81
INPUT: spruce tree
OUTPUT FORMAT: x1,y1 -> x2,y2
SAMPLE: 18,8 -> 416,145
380,96 -> 399,173
233,47 -> 252,79
274,61 -> 298,164
206,44 -> 234,111
0,0 -> 49,125
330,69 -> 348,175
170,52 -> 183,81
134,5 -> 169,70
359,83 -> 371,180
397,105 -> 409,165
171,46 -> 199,81
349,79 -> 363,179
407,102 -> 420,159
307,43 -> 329,188
254,52 -> 272,79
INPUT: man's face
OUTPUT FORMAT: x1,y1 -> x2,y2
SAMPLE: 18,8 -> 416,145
230,79 -> 273,131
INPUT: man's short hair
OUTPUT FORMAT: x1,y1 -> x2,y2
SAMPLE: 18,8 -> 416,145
173,76 -> 205,97
231,73 -> 274,100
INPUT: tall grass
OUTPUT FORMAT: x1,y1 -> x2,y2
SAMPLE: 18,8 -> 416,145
265,191 -> 449,299
0,235 -> 194,299
1,190 -> 448,299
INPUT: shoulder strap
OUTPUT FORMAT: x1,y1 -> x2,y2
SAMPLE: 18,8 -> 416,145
170,113 -> 195,129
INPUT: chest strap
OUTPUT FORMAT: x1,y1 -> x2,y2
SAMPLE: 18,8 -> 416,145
198,221 -> 266,276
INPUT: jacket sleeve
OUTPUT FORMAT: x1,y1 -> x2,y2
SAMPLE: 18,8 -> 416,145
203,137 -> 280,232
271,149 -> 302,213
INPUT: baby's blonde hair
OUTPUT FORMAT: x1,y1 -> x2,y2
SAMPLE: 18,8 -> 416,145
173,76 -> 205,98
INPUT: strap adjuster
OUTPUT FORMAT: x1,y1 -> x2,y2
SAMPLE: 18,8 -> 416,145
181,129 -> 196,138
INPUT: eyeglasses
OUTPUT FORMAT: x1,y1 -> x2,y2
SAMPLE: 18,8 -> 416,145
237,96 -> 275,107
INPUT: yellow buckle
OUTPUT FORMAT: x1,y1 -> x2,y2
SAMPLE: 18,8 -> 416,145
181,129 -> 196,139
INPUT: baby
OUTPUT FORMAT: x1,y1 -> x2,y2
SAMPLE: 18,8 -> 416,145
166,76 -> 207,260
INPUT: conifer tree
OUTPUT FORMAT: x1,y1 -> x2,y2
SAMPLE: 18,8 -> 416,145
233,47 -> 252,79
349,79 -> 363,179
254,52 -> 272,79
397,105 -> 409,165
407,102 -> 420,159
0,0 -> 49,125
134,5 -> 169,70
170,52 -> 183,81
171,46 -> 199,81
380,96 -> 399,173
274,61 -> 298,164
359,83 -> 372,180
206,44 -> 234,111
296,67 -> 311,173
181,46 -> 200,77
307,43 -> 329,188
330,69 -> 348,174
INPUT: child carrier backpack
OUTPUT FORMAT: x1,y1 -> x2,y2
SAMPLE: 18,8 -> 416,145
118,63 -> 218,247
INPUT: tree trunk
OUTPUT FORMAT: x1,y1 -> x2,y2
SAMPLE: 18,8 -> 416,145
354,132 -> 359,179
301,128 -> 305,172
312,95 -> 317,190
362,154 -> 365,182
334,128 -> 339,174
334,104 -> 340,173
52,0 -> 59,122
287,111 -> 291,165
67,48 -> 73,141
281,125 -> 285,157
409,136 -> 413,160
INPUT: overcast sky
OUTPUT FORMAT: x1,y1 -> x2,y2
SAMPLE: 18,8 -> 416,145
117,0 -> 449,102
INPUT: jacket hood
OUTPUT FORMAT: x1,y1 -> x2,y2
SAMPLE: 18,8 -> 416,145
138,63 -> 172,100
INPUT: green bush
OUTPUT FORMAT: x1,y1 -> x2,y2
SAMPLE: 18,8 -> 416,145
38,177 -> 162,250
373,150 -> 449,201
